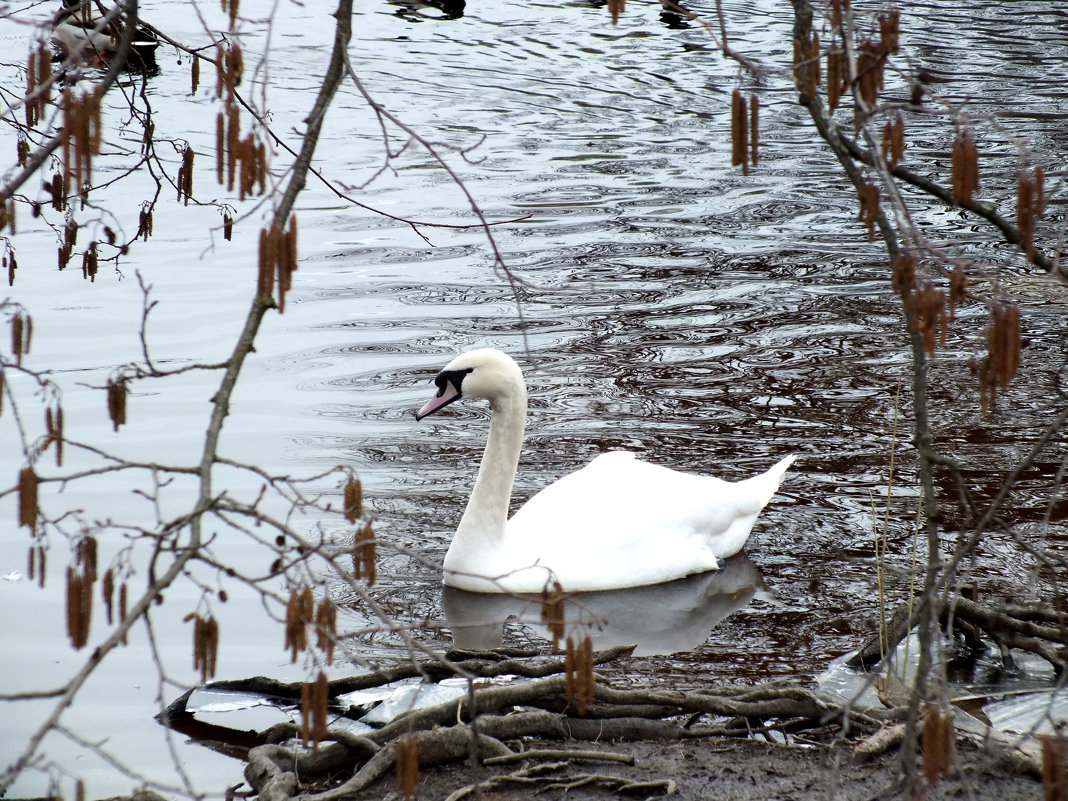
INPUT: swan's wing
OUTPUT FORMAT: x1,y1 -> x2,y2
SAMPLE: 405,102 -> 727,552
503,452 -> 792,590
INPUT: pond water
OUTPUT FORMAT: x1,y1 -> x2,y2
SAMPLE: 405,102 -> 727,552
1,0 -> 1067,797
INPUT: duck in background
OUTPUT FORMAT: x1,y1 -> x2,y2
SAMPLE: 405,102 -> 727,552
51,0 -> 159,67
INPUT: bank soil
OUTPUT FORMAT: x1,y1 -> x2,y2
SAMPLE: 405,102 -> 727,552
377,737 -> 1039,801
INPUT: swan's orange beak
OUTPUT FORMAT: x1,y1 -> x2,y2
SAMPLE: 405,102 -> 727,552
416,378 -> 461,420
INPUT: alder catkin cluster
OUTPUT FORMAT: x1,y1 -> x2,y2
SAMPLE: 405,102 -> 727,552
881,114 -> 905,168
66,535 -> 98,650
193,614 -> 219,682
979,303 -> 1021,412
61,86 -> 104,197
25,44 -> 52,128
300,671 -> 329,750
258,217 -> 298,310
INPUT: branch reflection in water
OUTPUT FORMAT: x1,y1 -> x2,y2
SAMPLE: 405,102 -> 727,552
443,554 -> 765,656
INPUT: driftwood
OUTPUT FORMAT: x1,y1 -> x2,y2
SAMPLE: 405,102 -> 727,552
230,646 -> 893,800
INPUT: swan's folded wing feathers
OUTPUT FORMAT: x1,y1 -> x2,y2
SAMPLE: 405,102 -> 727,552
506,451 -> 780,565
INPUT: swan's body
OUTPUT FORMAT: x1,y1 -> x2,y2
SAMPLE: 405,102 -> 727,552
417,348 -> 794,593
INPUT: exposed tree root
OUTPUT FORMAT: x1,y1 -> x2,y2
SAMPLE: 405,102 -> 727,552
232,647 -> 892,800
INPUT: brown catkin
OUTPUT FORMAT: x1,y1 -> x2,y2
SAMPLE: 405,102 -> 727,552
107,378 -> 127,431
215,112 -> 225,185
826,47 -> 844,113
805,33 -> 820,99
343,478 -> 362,522
731,90 -> 747,174
226,104 -> 239,191
103,568 -> 115,625
315,598 -> 337,664
952,127 -> 980,206
215,44 -> 225,99
193,614 -> 219,682
191,56 -> 200,94
18,466 -> 38,529
354,522 -> 376,586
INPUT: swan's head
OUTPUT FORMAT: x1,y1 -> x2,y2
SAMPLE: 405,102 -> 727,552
415,348 -> 524,421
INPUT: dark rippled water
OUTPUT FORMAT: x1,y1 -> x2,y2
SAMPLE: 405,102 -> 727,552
1,0 -> 1066,795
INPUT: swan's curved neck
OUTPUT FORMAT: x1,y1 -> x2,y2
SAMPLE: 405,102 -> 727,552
455,384 -> 527,545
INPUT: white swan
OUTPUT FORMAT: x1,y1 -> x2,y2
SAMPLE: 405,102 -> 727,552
416,348 -> 795,593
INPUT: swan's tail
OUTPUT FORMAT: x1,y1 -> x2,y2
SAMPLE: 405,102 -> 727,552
712,454 -> 797,560
763,454 -> 796,490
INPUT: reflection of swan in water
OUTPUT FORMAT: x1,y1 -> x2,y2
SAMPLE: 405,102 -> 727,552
443,553 -> 764,657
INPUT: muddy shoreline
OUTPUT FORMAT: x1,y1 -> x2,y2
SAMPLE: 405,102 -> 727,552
370,737 -> 1039,801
